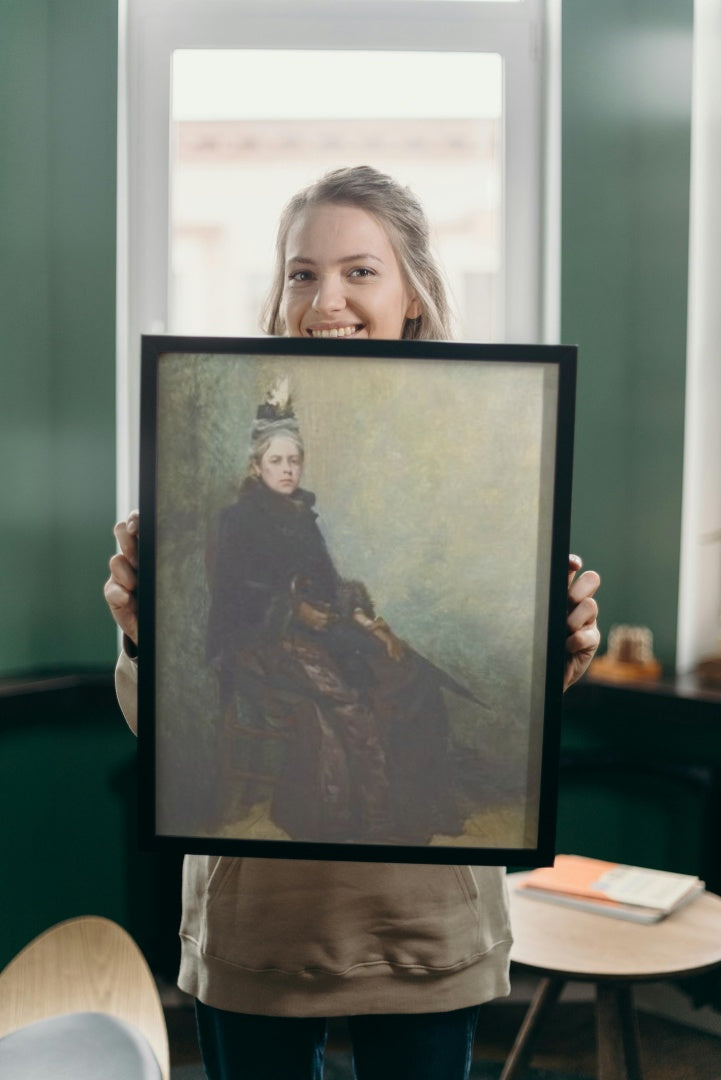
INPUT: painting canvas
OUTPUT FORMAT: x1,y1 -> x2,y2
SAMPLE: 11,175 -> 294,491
137,335 -> 576,865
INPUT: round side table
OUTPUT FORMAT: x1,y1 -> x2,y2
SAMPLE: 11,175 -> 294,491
503,872 -> 721,1080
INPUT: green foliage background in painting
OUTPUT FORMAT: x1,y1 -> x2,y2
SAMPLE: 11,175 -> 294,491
153,351 -> 557,846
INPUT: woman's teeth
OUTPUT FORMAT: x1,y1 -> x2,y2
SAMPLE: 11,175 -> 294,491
310,325 -> 360,338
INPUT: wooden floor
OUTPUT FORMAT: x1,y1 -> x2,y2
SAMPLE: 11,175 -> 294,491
474,999 -> 721,1079
166,993 -> 721,1079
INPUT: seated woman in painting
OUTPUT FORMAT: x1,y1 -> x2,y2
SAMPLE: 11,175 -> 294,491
205,378 -> 467,844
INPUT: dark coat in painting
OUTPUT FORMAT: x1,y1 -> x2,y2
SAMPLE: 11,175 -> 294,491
206,476 -> 458,843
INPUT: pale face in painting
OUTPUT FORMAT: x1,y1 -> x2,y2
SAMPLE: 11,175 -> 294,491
281,203 -> 421,341
254,436 -> 303,496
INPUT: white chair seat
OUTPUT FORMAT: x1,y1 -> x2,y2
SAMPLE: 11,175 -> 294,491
0,1011 -> 162,1079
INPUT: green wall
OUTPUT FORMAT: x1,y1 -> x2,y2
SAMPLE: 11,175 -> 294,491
0,0 -> 135,971
562,0 -> 693,669
0,682 -> 183,974
0,0 -> 118,675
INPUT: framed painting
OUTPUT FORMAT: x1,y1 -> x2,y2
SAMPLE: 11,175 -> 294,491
137,335 -> 576,865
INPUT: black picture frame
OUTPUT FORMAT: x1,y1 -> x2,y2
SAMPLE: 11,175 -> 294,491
138,335 -> 576,865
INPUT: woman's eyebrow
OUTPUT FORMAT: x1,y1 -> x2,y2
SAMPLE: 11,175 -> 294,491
339,253 -> 383,264
286,253 -> 384,266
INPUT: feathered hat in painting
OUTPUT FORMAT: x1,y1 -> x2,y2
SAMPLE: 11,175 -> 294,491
249,376 -> 303,455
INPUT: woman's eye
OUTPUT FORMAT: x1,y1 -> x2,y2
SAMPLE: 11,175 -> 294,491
288,269 -> 313,283
349,267 -> 374,279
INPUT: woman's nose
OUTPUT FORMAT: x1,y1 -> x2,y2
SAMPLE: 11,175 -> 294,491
312,274 -> 345,314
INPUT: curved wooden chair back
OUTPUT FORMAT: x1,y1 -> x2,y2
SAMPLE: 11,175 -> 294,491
0,915 -> 169,1080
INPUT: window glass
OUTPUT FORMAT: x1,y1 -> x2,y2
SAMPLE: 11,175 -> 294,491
170,50 -> 503,341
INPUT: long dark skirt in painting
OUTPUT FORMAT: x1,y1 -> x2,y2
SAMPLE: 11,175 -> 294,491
205,477 -> 461,844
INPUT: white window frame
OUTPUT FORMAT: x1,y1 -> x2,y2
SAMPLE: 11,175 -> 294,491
676,0 -> 721,674
117,0 -> 558,512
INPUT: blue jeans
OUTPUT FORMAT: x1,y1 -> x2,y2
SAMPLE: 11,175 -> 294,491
195,1000 -> 481,1080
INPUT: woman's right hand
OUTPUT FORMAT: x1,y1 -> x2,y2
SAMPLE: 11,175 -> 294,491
103,510 -> 139,646
371,622 -> 405,662
295,599 -> 333,631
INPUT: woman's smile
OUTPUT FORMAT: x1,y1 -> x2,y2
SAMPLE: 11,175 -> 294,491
307,323 -> 364,339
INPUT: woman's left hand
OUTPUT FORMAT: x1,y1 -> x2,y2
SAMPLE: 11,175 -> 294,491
564,554 -> 601,691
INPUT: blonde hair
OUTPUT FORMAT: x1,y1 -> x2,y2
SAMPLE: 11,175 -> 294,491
261,166 -> 454,341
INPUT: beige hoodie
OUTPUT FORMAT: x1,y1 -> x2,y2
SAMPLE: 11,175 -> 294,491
116,650 -> 512,1016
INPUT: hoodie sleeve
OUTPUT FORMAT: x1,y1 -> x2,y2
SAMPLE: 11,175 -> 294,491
115,644 -> 139,736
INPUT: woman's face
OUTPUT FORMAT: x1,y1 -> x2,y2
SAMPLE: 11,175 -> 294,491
281,203 -> 421,341
254,435 -> 303,496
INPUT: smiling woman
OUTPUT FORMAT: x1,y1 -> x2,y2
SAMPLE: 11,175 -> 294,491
263,166 -> 452,341
282,205 -> 421,340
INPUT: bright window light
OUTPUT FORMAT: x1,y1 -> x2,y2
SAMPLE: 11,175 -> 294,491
173,50 -> 502,121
